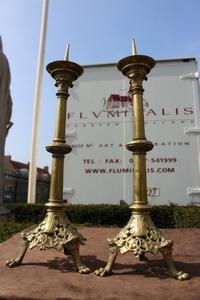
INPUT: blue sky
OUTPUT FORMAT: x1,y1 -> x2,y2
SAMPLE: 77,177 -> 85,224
0,0 -> 200,169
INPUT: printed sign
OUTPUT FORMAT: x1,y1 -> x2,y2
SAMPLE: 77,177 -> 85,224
64,60 -> 200,205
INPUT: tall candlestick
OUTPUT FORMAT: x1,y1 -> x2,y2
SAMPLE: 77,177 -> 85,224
95,41 -> 189,281
6,52 -> 91,275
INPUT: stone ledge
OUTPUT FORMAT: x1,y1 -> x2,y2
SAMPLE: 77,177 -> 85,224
0,228 -> 199,300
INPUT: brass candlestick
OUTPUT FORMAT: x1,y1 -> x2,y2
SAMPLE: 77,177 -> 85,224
95,41 -> 189,280
6,47 -> 91,274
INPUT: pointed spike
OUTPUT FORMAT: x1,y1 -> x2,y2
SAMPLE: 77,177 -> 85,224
131,39 -> 137,56
64,43 -> 70,61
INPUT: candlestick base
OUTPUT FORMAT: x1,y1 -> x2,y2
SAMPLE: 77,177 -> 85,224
6,209 -> 91,274
95,213 -> 189,280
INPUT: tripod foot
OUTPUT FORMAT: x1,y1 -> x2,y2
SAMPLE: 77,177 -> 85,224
94,267 -> 112,277
6,239 -> 28,268
159,245 -> 190,280
175,271 -> 190,281
6,257 -> 22,268
64,243 -> 91,274
95,245 -> 119,277
78,265 -> 91,274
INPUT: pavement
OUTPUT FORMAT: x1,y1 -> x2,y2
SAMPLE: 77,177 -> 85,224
0,227 -> 199,300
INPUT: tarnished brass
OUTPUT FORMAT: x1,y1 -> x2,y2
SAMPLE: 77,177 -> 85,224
95,43 -> 189,280
6,58 -> 91,274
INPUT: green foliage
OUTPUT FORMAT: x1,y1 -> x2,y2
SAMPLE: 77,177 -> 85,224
150,205 -> 175,228
7,203 -> 46,223
0,222 -> 32,243
174,205 -> 200,228
6,203 -> 200,228
65,204 -> 131,227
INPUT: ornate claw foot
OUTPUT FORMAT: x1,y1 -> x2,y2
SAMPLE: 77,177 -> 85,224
176,271 -> 190,281
159,245 -> 190,280
94,267 -> 112,277
95,245 -> 119,277
78,265 -> 91,274
6,257 -> 23,268
64,243 -> 91,274
6,239 -> 28,268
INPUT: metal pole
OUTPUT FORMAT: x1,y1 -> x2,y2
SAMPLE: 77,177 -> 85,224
122,78 -> 126,203
27,0 -> 49,204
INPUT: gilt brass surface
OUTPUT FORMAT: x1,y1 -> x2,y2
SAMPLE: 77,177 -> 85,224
6,59 -> 90,274
95,44 -> 189,280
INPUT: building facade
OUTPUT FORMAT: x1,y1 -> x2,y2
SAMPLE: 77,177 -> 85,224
3,155 -> 50,203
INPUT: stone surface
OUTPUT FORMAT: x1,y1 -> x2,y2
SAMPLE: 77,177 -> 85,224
0,227 -> 199,300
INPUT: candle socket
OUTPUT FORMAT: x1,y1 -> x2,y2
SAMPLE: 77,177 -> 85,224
6,60 -> 91,274
95,53 -> 189,280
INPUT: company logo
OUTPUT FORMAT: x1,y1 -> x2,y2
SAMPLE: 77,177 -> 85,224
102,94 -> 149,112
102,94 -> 132,111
